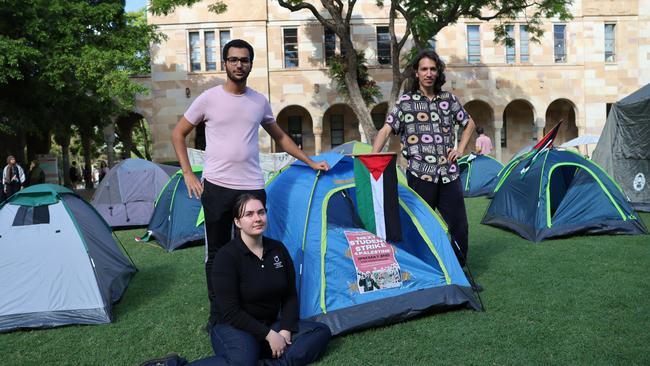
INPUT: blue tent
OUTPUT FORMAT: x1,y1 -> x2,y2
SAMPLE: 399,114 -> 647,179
139,167 -> 204,251
458,154 -> 504,197
265,152 -> 479,336
482,149 -> 648,242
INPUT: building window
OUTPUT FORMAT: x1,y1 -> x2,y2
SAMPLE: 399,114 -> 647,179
376,26 -> 391,65
520,25 -> 530,63
324,28 -> 336,66
219,30 -> 231,70
330,114 -> 344,147
189,31 -> 201,71
554,24 -> 566,63
605,23 -> 616,62
505,25 -> 515,64
288,116 -> 303,148
284,28 -> 299,68
204,31 -> 217,71
467,25 -> 481,63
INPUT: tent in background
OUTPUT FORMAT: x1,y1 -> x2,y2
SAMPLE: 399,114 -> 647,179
265,152 -> 479,336
458,154 -> 504,197
0,184 -> 136,332
592,84 -> 650,212
138,167 -> 204,251
483,149 -> 647,242
92,158 -> 178,227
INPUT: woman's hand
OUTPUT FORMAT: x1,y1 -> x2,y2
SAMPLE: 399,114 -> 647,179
266,330 -> 287,358
279,330 -> 292,345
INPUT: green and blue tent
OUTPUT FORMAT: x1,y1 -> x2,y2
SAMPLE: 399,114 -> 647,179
265,152 -> 479,335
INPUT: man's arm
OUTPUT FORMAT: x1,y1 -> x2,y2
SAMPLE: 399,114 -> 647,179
262,123 -> 328,171
448,118 -> 476,162
171,117 -> 203,198
372,124 -> 393,153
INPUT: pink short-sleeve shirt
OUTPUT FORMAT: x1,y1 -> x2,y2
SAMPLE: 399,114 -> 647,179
184,85 -> 275,190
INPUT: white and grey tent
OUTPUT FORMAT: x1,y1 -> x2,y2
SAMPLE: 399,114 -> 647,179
92,158 -> 178,227
593,84 -> 650,212
0,184 -> 136,332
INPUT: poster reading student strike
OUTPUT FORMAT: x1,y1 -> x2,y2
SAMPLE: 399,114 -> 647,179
344,230 -> 402,294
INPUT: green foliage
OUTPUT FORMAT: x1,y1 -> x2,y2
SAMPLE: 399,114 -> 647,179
328,51 -> 382,106
149,0 -> 227,15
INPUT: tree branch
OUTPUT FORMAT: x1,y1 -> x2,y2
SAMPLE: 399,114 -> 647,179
277,0 -> 336,30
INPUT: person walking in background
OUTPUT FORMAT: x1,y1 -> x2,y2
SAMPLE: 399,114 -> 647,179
475,127 -> 493,155
98,161 -> 109,183
3,155 -> 25,199
27,159 -> 46,186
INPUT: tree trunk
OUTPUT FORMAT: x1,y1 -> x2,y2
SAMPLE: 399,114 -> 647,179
80,130 -> 94,189
141,120 -> 152,160
55,133 -> 72,188
117,115 -> 137,160
341,40 -> 376,143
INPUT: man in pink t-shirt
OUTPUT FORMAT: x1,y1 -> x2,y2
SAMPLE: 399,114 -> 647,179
171,39 -> 328,324
475,127 -> 493,155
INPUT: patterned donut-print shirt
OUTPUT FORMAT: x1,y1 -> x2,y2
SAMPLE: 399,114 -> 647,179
386,90 -> 469,184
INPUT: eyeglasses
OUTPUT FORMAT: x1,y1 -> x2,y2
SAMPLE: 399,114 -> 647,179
225,57 -> 251,65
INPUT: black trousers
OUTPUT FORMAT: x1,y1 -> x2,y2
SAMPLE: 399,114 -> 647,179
407,175 -> 469,267
201,180 -> 266,322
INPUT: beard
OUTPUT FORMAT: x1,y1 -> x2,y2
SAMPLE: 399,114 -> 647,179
226,67 -> 250,84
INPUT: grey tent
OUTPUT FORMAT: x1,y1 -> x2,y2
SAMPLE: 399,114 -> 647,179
593,84 -> 650,212
0,184 -> 136,332
92,158 -> 178,227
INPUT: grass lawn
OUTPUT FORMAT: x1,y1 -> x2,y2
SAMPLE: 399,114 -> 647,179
3,197 -> 649,365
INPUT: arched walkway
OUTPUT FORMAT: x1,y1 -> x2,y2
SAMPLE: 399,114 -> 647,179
276,105 -> 314,155
503,100 -> 535,162
464,100 -> 494,154
545,99 -> 578,146
323,104 -> 360,150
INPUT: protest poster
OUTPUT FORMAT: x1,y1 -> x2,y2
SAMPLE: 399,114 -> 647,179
344,230 -> 402,294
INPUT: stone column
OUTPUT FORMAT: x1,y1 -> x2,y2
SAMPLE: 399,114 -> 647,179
534,117 -> 545,142
494,118 -> 503,162
314,130 -> 322,155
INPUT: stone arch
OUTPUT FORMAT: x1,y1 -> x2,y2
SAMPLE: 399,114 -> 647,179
464,99 -> 495,151
276,105 -> 314,155
323,104 -> 360,150
503,99 -> 536,162
545,98 -> 578,146
370,102 -> 400,154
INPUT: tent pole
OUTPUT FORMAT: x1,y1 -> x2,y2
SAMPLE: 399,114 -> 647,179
113,231 -> 138,272
453,239 -> 485,311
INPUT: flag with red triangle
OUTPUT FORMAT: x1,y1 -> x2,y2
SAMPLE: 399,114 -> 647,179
353,153 -> 401,242
521,120 -> 564,175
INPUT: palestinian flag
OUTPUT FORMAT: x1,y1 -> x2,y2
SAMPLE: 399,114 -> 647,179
520,120 -> 564,175
353,153 -> 402,242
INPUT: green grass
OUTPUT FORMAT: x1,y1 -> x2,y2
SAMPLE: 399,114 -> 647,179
3,198 -> 650,365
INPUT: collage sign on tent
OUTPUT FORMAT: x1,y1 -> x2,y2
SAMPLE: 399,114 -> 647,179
344,230 -> 402,294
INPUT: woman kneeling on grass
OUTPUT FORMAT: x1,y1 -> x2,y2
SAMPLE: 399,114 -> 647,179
141,194 -> 331,366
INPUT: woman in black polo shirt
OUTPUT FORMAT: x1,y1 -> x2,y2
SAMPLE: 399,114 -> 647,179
144,194 -> 331,366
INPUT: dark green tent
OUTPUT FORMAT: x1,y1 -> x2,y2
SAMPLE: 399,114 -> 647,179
593,84 -> 650,212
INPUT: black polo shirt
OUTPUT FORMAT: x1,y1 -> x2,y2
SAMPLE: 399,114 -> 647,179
211,236 -> 299,341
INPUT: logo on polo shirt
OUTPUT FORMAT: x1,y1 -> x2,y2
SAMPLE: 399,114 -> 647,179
273,255 -> 283,269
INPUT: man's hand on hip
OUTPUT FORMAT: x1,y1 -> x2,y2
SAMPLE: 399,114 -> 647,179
447,148 -> 461,163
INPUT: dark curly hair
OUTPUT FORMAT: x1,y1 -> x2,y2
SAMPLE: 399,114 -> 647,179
222,39 -> 255,62
408,50 -> 446,94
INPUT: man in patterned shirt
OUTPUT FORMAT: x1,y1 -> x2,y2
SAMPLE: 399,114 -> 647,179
372,50 -> 475,267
